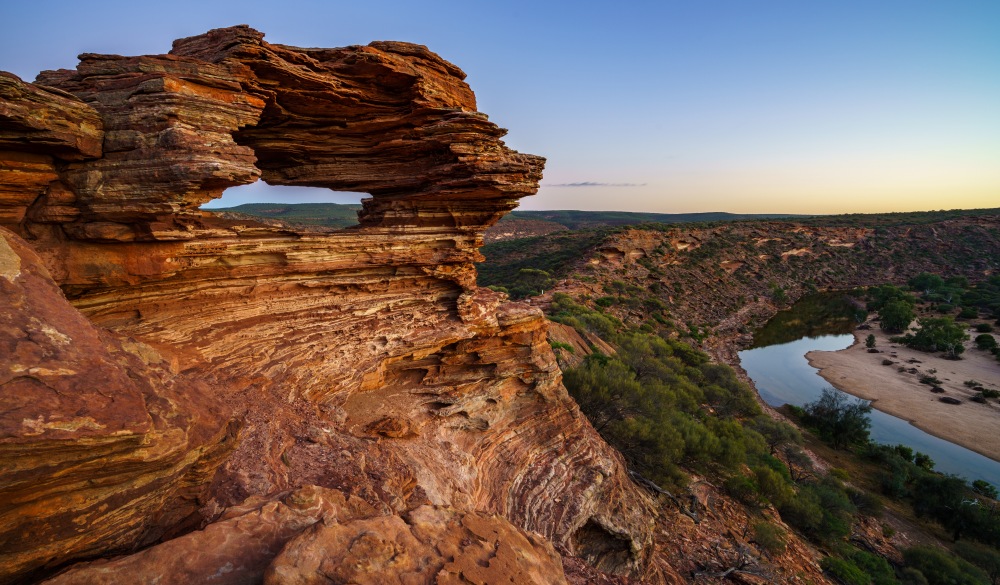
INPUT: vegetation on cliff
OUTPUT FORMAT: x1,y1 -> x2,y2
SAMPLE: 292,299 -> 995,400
547,294 -> 891,579
478,216 -> 1000,584
552,289 -> 1000,583
478,209 -> 1000,342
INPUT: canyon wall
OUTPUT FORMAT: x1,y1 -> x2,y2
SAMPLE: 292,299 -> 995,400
0,26 -> 668,584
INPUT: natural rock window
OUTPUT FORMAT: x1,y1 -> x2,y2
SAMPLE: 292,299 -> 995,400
204,183 -> 365,230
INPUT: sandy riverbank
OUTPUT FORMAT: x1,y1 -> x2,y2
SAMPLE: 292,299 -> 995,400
806,321 -> 1000,463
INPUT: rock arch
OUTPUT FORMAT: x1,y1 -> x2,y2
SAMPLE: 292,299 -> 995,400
0,27 -> 663,583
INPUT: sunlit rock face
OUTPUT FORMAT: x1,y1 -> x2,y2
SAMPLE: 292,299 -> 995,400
0,26 -> 664,583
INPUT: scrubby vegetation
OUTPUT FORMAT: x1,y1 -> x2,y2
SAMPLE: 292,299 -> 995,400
550,296 -> 896,575
478,231 -> 609,298
476,211 -> 1000,581
892,317 -> 969,358
867,284 -> 917,333
548,290 -> 1000,584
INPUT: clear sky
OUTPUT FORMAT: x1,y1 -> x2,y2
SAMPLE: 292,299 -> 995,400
2,0 -> 998,214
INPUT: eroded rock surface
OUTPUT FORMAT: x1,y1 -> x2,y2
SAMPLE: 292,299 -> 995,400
0,228 -> 236,582
0,26 -> 662,584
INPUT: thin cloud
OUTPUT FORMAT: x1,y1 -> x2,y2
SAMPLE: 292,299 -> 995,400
546,181 -> 647,187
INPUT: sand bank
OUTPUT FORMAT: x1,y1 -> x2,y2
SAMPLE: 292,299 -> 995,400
806,322 -> 1000,463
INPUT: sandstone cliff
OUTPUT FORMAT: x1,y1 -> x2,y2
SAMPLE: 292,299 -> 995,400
0,26 -> 669,584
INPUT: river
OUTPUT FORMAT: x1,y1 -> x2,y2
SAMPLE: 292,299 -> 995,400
738,294 -> 1000,487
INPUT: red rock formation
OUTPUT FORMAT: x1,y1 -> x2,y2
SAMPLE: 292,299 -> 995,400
0,26 -> 667,583
0,72 -> 102,229
0,228 -> 237,583
42,485 -> 570,585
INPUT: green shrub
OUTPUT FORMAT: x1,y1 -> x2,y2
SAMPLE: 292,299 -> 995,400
561,316 -> 766,490
850,549 -> 899,585
903,546 -> 989,585
847,487 -> 885,517
594,296 -> 615,307
898,567 -> 928,585
896,317 -> 969,358
972,480 -> 998,500
802,389 -> 872,449
752,521 -> 786,556
821,556 -> 869,585
976,334 -> 998,352
954,541 -> 1000,585
724,475 -> 762,507
549,340 -> 575,353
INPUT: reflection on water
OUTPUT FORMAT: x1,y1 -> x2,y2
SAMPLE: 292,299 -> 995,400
750,292 -> 863,348
740,317 -> 1000,487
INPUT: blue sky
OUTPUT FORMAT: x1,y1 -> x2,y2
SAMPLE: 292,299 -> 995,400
3,1 -> 998,214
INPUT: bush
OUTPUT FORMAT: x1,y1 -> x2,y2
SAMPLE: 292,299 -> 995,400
725,475 -> 763,507
897,317 -> 970,358
903,546 -> 989,585
821,556 -> 869,585
972,480 -> 998,500
779,478 -> 855,542
802,389 -> 872,449
594,296 -> 615,307
954,541 -> 1000,585
849,549 -> 899,585
976,334 -> 998,352
752,521 -> 786,556
880,299 -> 917,333
960,307 -> 980,319
899,567 -> 929,585
549,340 -> 575,353
561,316 -> 766,490
848,487 -> 885,517
976,323 -> 994,333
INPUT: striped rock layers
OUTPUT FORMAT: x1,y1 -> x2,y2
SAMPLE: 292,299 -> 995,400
0,26 -> 668,584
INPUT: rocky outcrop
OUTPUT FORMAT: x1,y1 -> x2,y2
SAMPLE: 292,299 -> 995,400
0,26 -> 662,583
42,485 -> 568,585
0,227 -> 237,583
0,72 -> 102,229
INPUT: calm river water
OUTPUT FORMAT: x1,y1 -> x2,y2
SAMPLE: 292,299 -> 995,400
739,307 -> 1000,487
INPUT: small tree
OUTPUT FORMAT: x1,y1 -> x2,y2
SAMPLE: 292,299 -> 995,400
898,317 -> 970,358
803,389 -> 873,449
879,299 -> 916,333
910,272 -> 945,295
752,417 -> 802,455
865,334 -> 877,349
972,480 -> 999,500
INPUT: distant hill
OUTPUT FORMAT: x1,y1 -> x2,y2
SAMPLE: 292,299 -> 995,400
208,203 -> 362,229
503,210 -> 806,230
208,203 -> 1000,237
206,204 -> 808,236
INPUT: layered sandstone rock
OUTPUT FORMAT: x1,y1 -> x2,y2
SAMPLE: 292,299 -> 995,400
0,72 -> 102,229
0,26 -> 665,584
43,485 -> 568,585
0,228 -> 236,582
